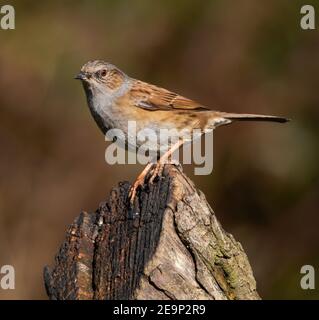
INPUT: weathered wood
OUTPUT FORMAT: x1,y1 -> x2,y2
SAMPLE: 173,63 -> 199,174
44,164 -> 260,300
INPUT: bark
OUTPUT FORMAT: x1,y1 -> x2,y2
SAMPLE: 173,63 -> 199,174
44,164 -> 260,300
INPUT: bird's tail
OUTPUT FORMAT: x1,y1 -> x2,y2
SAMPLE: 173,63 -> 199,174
219,112 -> 289,123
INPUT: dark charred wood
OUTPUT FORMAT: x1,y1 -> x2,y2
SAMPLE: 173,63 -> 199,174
44,164 -> 260,300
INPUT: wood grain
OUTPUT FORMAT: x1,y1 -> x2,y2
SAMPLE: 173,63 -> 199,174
44,164 -> 260,300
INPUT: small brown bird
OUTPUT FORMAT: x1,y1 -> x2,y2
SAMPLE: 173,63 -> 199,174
75,60 -> 288,203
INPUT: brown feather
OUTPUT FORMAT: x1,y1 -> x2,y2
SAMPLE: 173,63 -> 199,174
130,80 -> 209,111
105,69 -> 125,90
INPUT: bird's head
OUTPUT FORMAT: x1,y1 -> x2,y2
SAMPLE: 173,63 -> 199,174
75,60 -> 127,96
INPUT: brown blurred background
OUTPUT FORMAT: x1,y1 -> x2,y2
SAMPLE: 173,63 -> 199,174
0,0 -> 318,299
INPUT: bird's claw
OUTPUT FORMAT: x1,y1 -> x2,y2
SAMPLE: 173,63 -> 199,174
128,177 -> 144,205
129,160 -> 178,204
149,162 -> 165,184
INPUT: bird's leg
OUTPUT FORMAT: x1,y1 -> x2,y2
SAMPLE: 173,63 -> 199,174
129,140 -> 184,203
128,162 -> 154,204
149,140 -> 184,184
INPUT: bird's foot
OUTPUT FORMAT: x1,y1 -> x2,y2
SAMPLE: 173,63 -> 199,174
128,159 -> 181,205
149,160 -> 181,184
149,162 -> 165,184
128,163 -> 154,205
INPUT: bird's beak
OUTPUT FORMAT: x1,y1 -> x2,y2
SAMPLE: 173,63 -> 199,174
74,72 -> 87,80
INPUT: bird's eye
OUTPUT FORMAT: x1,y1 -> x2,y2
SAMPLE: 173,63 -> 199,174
100,69 -> 107,77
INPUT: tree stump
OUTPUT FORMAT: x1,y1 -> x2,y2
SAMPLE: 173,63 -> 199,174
44,164 -> 260,300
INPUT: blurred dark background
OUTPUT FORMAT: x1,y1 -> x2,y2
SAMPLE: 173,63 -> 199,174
0,0 -> 318,299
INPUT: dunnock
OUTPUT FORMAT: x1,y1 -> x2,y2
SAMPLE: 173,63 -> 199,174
75,60 -> 288,203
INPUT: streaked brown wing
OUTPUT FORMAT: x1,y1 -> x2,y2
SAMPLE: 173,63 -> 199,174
130,80 -> 210,112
